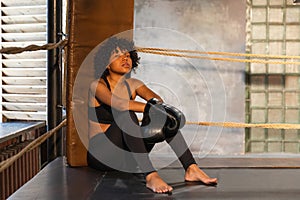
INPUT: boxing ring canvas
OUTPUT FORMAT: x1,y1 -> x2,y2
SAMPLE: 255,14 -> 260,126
8,157 -> 300,200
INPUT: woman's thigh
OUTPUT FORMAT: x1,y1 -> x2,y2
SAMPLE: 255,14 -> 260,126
88,121 -> 144,171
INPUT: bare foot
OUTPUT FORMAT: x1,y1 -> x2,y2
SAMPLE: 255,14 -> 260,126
146,172 -> 173,193
184,164 -> 218,185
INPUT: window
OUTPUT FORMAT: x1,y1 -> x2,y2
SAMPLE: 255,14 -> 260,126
246,0 -> 300,153
0,0 -> 48,122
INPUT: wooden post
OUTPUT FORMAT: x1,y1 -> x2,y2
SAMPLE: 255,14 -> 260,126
66,0 -> 134,166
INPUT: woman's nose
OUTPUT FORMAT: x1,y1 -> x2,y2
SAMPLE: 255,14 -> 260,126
122,55 -> 128,60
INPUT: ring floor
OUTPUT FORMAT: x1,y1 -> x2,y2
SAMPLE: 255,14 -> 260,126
8,157 -> 300,200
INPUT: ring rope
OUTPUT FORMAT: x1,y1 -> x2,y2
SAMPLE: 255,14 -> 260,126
138,49 -> 300,65
0,119 -> 67,173
138,47 -> 300,60
0,40 -> 298,65
0,39 -> 68,54
186,121 -> 300,129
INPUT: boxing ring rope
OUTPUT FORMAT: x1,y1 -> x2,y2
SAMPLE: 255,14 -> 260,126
0,119 -> 67,173
138,47 -> 300,60
0,39 -> 68,54
137,47 -> 300,129
186,121 -> 300,130
137,48 -> 300,65
1,41 -> 300,172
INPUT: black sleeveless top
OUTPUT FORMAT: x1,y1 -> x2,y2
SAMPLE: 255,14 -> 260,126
88,77 -> 133,124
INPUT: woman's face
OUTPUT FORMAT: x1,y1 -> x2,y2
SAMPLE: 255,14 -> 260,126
107,47 -> 132,75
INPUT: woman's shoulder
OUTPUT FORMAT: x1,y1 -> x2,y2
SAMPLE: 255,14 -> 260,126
126,77 -> 144,87
89,78 -> 106,90
127,77 -> 143,84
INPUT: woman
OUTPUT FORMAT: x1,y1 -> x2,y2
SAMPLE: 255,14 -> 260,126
87,37 -> 217,193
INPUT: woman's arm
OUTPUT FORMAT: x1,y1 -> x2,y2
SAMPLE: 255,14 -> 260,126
90,80 -> 146,112
133,78 -> 163,102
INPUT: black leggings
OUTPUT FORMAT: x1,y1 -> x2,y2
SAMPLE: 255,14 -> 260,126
87,111 -> 196,175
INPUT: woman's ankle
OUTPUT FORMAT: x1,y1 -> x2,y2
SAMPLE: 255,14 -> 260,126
186,163 -> 198,172
145,171 -> 159,180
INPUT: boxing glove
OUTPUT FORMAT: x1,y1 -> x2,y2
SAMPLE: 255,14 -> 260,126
141,98 -> 166,144
161,103 -> 186,138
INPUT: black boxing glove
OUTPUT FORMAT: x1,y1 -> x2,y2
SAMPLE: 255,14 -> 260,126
161,103 -> 186,138
141,98 -> 166,144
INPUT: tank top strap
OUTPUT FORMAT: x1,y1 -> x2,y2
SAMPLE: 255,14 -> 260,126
103,76 -> 111,91
103,76 -> 132,99
124,80 -> 133,100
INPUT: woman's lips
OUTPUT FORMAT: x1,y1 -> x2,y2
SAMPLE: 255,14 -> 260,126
122,63 -> 130,68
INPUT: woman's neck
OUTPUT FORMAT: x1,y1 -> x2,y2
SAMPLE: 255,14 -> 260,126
107,74 -> 126,85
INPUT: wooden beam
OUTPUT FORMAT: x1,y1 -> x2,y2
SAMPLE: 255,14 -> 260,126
1,15 -> 46,24
1,0 -> 46,7
2,32 -> 46,42
3,51 -> 46,59
1,24 -> 46,33
2,85 -> 46,94
2,68 -> 46,77
1,6 -> 46,16
2,111 -> 47,121
2,77 -> 46,85
2,59 -> 46,68
2,102 -> 46,111
2,94 -> 46,103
